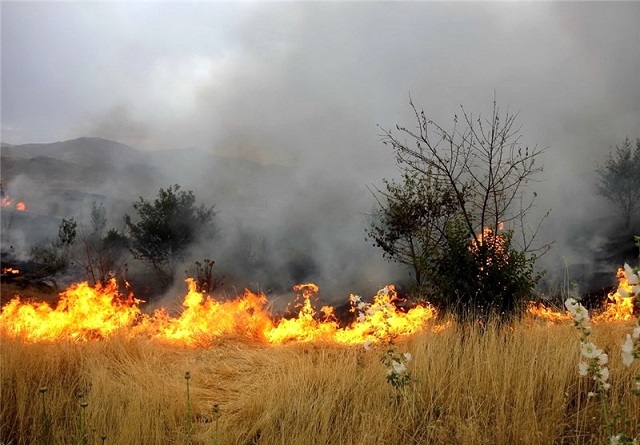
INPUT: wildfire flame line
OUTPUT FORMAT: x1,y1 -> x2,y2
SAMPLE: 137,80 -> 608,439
1,266 -> 636,345
0,279 -> 437,346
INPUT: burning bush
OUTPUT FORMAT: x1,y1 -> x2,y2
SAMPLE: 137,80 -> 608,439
372,98 -> 548,323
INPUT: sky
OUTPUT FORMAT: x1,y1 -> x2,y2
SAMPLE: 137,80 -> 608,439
1,1 -> 639,295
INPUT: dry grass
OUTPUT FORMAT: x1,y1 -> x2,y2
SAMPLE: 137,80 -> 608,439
1,320 -> 639,445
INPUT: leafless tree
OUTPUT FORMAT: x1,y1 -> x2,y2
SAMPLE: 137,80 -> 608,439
379,96 -> 550,255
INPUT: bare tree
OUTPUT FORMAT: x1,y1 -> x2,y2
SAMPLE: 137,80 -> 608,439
595,137 -> 640,229
373,96 -> 551,321
380,96 -> 549,254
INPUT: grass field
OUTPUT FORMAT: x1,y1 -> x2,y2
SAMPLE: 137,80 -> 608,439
2,317 -> 639,445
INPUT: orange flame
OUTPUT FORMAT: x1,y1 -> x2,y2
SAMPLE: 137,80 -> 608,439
1,268 -> 20,275
526,302 -> 572,322
0,279 -> 437,346
527,267 -> 637,322
0,195 -> 26,210
0,280 -> 141,342
593,268 -> 636,322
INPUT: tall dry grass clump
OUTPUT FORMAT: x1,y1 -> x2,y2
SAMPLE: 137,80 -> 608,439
1,320 -> 639,444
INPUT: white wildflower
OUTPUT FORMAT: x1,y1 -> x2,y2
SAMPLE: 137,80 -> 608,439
623,263 -> 640,285
575,305 -> 589,323
565,298 -> 578,315
391,360 -> 407,375
610,434 -> 621,445
622,335 -> 635,367
565,298 -> 589,323
403,352 -> 412,362
597,352 -> 609,365
595,366 -> 609,384
581,342 -> 601,359
363,339 -> 372,351
578,362 -> 589,376
602,382 -> 611,391
622,335 -> 634,354
588,392 -> 597,397
366,308 -> 376,316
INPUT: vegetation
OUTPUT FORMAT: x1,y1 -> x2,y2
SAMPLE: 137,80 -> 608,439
595,137 -> 640,229
124,184 -> 217,289
185,258 -> 224,294
1,320 -> 639,445
371,97 -> 549,322
76,202 -> 129,286
31,217 -> 78,276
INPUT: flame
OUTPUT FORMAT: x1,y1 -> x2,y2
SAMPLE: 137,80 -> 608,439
593,268 -> 636,321
469,225 -> 510,274
0,279 -> 437,346
1,268 -> 20,275
1,195 -> 26,211
526,302 -> 572,322
0,280 -> 142,341
2,263 -> 635,345
527,267 -> 637,322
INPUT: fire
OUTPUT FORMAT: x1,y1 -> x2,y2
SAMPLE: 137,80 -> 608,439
526,302 -> 572,322
1,267 -> 20,275
0,280 -> 141,341
593,267 -> 637,322
527,265 -> 638,322
0,194 -> 26,211
0,279 -> 438,346
2,263 -> 635,345
470,225 -> 509,268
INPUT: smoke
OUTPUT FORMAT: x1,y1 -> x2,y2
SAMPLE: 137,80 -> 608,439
2,2 -> 639,300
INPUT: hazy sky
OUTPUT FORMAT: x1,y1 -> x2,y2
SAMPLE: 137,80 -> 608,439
2,2 -> 639,292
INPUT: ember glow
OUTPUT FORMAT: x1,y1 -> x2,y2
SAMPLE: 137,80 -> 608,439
1,268 -> 20,275
0,279 -> 437,345
0,194 -> 26,211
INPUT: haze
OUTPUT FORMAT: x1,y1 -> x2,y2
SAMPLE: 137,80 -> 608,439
2,2 -> 639,298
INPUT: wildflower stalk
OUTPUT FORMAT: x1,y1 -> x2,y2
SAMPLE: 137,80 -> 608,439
185,371 -> 193,443
212,402 -> 220,445
566,260 -> 640,445
351,288 -> 414,392
77,396 -> 89,445
38,387 -> 52,445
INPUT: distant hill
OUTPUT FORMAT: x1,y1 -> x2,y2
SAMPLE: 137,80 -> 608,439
0,137 -> 292,221
1,137 -> 144,167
